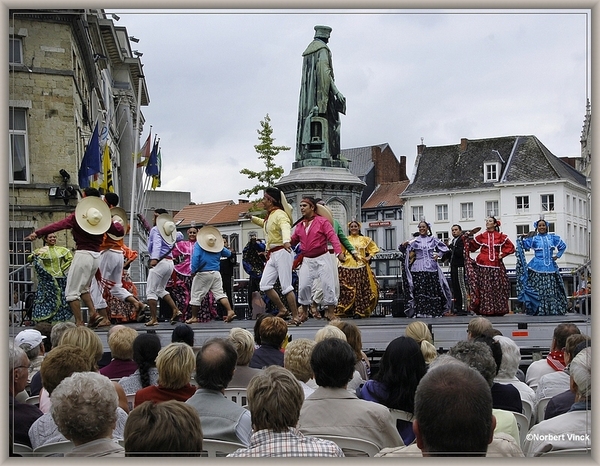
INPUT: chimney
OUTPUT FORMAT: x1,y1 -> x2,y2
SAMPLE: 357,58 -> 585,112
417,143 -> 426,155
399,155 -> 408,181
460,138 -> 468,152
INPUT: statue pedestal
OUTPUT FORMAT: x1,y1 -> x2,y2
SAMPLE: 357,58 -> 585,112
277,166 -> 365,226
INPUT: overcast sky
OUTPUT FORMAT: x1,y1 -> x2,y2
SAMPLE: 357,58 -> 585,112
113,9 -> 590,204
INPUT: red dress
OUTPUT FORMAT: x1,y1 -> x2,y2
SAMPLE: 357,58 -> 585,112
133,383 -> 196,408
465,231 -> 515,316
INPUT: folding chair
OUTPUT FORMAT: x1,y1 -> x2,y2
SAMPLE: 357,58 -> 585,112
313,434 -> 381,457
200,438 -> 246,457
223,388 -> 248,406
33,440 -> 74,456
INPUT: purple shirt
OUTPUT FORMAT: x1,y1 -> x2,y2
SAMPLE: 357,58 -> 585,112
148,226 -> 183,260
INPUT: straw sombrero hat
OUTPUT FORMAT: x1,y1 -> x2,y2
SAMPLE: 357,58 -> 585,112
197,226 -> 224,253
156,213 -> 178,245
107,207 -> 128,240
316,203 -> 334,226
74,196 -> 111,235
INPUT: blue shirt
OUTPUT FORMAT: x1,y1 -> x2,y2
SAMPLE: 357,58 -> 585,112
521,233 -> 566,273
191,242 -> 231,274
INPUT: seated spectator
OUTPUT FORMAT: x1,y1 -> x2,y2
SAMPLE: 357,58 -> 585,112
228,327 -> 262,388
298,338 -> 403,450
14,329 -> 47,384
249,316 -> 287,369
405,321 -> 438,365
186,338 -> 252,445
29,344 -> 129,449
118,333 -> 161,395
51,372 -> 124,457
474,334 -> 523,414
523,347 -> 591,456
466,317 -> 493,340
381,363 -> 496,456
9,343 -> 43,448
543,340 -> 591,420
493,336 -> 536,414
28,322 -> 76,397
525,323 -> 580,390
34,322 -> 53,354
171,323 -> 195,347
58,326 -> 129,413
358,336 -> 426,445
134,342 -> 196,406
329,320 -> 370,380
99,326 -> 139,379
124,400 -> 203,456
535,334 -> 590,408
312,325 -> 363,393
252,313 -> 269,346
284,338 -> 316,398
449,340 -> 519,443
228,366 -> 344,457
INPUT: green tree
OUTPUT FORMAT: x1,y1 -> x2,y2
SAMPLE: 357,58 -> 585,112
239,114 -> 290,201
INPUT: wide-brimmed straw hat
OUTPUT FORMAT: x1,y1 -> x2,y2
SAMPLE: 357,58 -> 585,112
316,203 -> 334,225
265,187 -> 293,222
107,207 -> 128,240
74,196 -> 111,235
156,213 -> 178,245
197,226 -> 224,253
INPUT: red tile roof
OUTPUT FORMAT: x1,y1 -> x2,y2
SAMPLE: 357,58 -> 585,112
362,181 -> 410,208
173,200 -> 234,226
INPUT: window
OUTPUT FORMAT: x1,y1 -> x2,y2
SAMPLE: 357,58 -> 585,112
437,231 -> 449,243
547,222 -> 555,233
436,204 -> 448,221
484,163 -> 499,182
384,211 -> 395,220
460,202 -> 473,220
516,224 -> 530,236
9,37 -> 22,64
9,108 -> 29,182
485,201 -> 499,218
411,206 -> 423,222
366,212 -> 378,221
366,229 -> 377,244
541,194 -> 554,212
384,228 -> 395,250
516,196 -> 529,212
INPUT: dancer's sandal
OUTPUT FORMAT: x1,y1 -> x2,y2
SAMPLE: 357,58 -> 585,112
287,317 -> 304,326
310,307 -> 322,320
88,313 -> 103,328
170,310 -> 182,325
144,320 -> 158,327
223,312 -> 236,323
185,317 -> 199,325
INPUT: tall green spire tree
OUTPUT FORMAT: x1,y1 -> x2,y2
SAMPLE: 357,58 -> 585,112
239,114 -> 290,201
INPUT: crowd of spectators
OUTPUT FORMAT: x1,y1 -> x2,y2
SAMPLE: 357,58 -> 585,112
9,316 -> 590,457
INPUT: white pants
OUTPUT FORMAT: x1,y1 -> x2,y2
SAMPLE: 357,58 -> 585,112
190,271 -> 227,305
298,253 -> 337,306
260,248 -> 294,295
91,249 -> 132,308
311,253 -> 340,304
146,259 -> 174,301
65,250 -> 101,302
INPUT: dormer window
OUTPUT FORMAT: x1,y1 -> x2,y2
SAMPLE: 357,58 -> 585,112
484,163 -> 500,182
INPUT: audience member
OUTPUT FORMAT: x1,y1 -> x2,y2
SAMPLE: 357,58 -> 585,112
466,316 -> 493,340
522,347 -> 591,456
171,323 -> 195,346
186,338 -> 252,445
9,343 -> 43,448
228,366 -> 344,457
405,321 -> 438,365
358,336 -> 426,445
34,322 -> 53,353
228,327 -> 263,388
51,372 -> 124,456
118,332 -> 161,395
99,326 -> 139,379
124,400 -> 203,456
28,344 -> 129,450
493,335 -> 536,414
14,328 -> 46,384
543,340 -> 591,420
525,323 -> 580,390
298,338 -> 403,449
28,322 -> 77,397
249,316 -> 287,369
449,340 -> 519,443
134,342 -> 196,406
283,338 -> 316,398
329,320 -> 370,380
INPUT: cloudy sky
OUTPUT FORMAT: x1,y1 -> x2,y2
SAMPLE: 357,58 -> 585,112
113,9 -> 590,204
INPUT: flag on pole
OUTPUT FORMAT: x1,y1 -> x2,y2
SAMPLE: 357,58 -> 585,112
136,131 -> 152,167
145,137 -> 159,176
100,143 -> 114,193
78,123 -> 101,188
151,147 -> 162,189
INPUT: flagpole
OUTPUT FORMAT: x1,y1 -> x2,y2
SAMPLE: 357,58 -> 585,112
128,75 -> 144,249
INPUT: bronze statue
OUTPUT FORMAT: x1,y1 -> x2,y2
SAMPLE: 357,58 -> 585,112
295,25 -> 347,168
